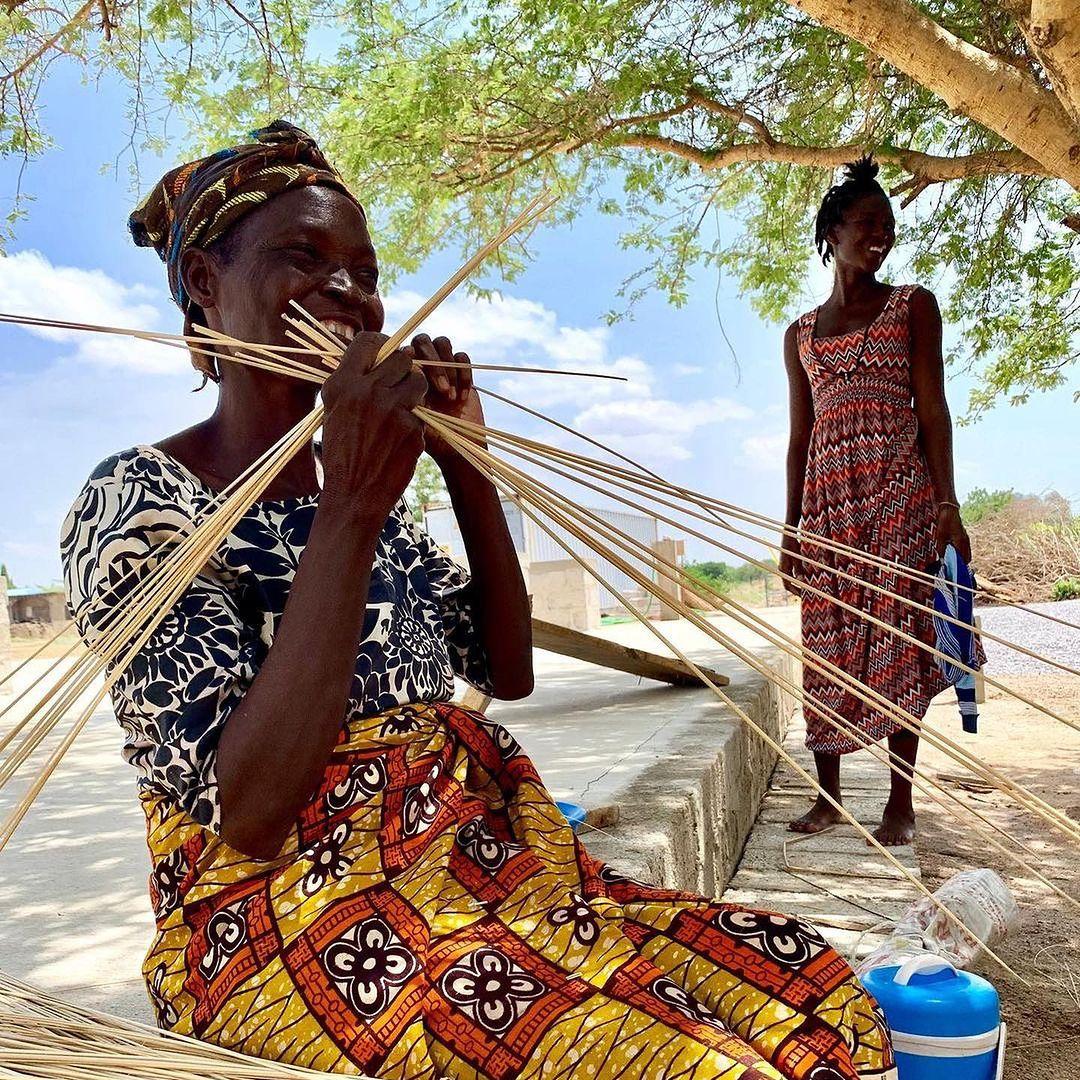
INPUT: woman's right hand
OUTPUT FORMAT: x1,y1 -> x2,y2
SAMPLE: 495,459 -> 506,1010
778,532 -> 803,596
320,332 -> 428,517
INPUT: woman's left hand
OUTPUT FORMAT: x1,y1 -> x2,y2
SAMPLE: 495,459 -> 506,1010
936,504 -> 972,564
409,333 -> 485,466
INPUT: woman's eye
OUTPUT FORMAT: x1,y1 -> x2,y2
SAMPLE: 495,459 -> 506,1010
287,246 -> 320,267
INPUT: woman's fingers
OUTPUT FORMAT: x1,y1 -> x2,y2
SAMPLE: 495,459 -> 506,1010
371,348 -> 416,386
411,333 -> 473,403
411,333 -> 452,398
432,336 -> 468,402
454,350 -> 473,397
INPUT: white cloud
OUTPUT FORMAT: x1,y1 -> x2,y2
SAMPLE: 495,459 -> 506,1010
384,290 -> 571,358
383,288 -> 758,462
576,397 -> 752,436
383,288 -> 653,409
589,432 -> 696,463
0,250 -> 181,373
547,326 -> 609,365
740,432 -> 788,472
573,396 -> 754,464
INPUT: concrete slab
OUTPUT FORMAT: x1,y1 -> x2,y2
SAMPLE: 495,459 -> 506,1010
721,885 -> 904,926
725,866 -> 920,905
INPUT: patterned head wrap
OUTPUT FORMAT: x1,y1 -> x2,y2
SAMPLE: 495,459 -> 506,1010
129,119 -> 362,313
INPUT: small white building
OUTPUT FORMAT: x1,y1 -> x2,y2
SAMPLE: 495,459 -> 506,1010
423,499 -> 670,627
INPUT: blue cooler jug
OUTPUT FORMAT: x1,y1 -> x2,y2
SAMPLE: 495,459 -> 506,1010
861,955 -> 1005,1080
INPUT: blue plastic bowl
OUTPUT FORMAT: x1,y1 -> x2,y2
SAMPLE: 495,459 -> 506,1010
555,800 -> 587,833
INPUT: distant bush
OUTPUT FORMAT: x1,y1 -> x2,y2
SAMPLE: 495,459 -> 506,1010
684,559 -> 774,595
964,490 -> 1080,601
1052,577 -> 1080,601
961,488 -> 1016,526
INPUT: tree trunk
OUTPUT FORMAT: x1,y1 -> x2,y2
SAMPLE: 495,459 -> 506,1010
786,0 -> 1080,190
1029,0 -> 1080,128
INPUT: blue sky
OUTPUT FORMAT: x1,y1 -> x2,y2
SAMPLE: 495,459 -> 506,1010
1,61 -> 1078,587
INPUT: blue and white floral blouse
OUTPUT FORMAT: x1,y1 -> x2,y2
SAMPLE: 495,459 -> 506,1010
60,446 -> 492,834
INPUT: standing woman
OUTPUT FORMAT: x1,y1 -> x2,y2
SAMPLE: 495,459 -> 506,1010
780,157 -> 972,846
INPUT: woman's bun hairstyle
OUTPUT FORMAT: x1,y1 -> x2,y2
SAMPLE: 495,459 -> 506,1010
814,154 -> 888,265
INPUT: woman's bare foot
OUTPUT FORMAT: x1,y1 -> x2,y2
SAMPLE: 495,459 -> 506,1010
872,800 -> 916,846
788,796 -> 845,833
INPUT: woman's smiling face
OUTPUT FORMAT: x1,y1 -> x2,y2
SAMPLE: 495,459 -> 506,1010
827,191 -> 896,273
183,185 -> 385,367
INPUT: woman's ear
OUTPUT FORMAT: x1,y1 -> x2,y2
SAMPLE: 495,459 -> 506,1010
179,248 -> 219,313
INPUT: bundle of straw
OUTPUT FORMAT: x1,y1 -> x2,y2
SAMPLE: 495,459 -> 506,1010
0,971 -> 372,1079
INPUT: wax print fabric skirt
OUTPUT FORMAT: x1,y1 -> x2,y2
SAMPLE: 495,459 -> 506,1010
141,701 -> 896,1079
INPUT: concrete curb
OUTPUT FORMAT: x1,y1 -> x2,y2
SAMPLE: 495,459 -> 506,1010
578,650 -> 797,895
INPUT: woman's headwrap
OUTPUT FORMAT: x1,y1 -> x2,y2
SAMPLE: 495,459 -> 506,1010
129,120 -> 362,381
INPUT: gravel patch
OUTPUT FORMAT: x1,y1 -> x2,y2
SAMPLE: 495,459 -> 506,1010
977,598 -> 1080,675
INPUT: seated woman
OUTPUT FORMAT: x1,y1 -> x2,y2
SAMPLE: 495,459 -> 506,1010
61,122 -> 894,1080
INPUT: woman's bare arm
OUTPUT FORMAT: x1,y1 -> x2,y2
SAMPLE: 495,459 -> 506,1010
216,338 -> 426,859
413,332 -> 532,700
910,287 -> 971,562
440,461 -> 533,699
780,320 -> 814,592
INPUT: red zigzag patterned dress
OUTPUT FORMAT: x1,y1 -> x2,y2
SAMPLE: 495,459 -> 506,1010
797,284 -> 948,754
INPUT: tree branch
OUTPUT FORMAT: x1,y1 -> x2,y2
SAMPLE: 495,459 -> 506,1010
608,132 -> 1049,186
1,0 -> 98,83
786,0 -> 1080,189
686,88 -> 776,144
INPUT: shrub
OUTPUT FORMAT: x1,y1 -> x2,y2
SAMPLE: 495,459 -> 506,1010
965,491 -> 1080,601
1052,577 -> 1080,601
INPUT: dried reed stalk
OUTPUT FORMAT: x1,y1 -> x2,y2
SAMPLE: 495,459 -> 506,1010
432,410 -> 1080,845
420,409 -> 1028,984
104,314 -> 1073,686
0,972 -> 367,1078
484,381 -> 1077,629
426,409 -> 1080,853
2,303 -> 1065,667
429,420 -> 1076,907
434,411 -> 1080,757
469,418 -> 1080,681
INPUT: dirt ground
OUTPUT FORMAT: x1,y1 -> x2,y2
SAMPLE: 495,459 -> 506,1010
916,675 -> 1080,1079
7,625 -> 77,662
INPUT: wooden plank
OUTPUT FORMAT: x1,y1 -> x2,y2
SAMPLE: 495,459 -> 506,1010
460,686 -> 494,715
531,617 -> 730,687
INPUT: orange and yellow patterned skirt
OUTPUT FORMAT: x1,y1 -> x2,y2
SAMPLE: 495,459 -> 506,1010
141,701 -> 896,1079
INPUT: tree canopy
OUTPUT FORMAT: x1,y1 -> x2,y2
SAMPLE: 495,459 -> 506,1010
406,454 -> 448,522
4,1 -> 1080,414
